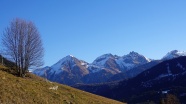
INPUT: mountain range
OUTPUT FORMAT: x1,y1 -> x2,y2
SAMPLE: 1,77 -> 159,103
33,50 -> 186,86
74,56 -> 186,103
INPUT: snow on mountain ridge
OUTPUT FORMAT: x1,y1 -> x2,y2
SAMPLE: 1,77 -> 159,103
123,51 -> 151,62
91,51 -> 151,72
115,51 -> 151,71
92,53 -> 115,67
32,50 -> 186,86
49,55 -> 77,74
40,52 -> 151,73
162,50 -> 186,60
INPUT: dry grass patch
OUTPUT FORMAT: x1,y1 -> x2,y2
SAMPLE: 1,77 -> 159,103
0,68 -> 125,104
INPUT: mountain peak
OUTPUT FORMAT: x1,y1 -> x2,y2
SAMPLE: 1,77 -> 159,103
170,50 -> 179,53
128,51 -> 140,56
162,50 -> 186,60
65,55 -> 74,58
59,55 -> 76,62
101,53 -> 113,57
69,55 -> 74,57
121,51 -> 151,64
124,51 -> 143,58
50,55 -> 77,73
92,53 -> 114,66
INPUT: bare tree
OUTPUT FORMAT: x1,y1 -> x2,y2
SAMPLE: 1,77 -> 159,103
1,18 -> 44,77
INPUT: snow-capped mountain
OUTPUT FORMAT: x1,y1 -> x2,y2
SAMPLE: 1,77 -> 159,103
33,52 -> 151,85
48,55 -> 89,76
106,50 -> 186,82
92,52 -> 151,72
74,56 -> 186,103
33,50 -> 186,86
162,50 -> 186,60
91,53 -> 120,73
92,53 -> 116,67
116,51 -> 151,71
33,55 -> 90,85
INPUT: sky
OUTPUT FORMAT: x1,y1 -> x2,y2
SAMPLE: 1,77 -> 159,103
1,0 -> 186,67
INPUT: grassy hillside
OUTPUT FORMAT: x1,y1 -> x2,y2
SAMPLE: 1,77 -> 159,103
0,65 -> 124,104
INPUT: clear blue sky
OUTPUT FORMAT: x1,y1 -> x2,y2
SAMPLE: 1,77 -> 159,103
1,0 -> 186,66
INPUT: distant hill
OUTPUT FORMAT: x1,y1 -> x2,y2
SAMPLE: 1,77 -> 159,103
0,65 -> 124,104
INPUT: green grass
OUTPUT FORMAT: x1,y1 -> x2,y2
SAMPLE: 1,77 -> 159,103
0,66 -> 125,104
